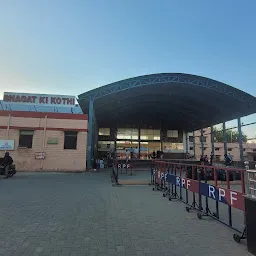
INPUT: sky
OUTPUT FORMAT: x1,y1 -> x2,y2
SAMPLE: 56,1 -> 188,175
0,0 -> 255,136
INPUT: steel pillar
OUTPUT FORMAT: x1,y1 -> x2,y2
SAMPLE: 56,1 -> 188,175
114,122 -> 117,153
182,131 -> 186,153
94,118 -> 99,159
200,129 -> 204,156
87,99 -> 94,169
193,131 -> 196,159
138,122 -> 141,159
160,120 -> 163,151
237,117 -> 244,163
222,122 -> 228,156
210,126 -> 215,154
185,132 -> 189,153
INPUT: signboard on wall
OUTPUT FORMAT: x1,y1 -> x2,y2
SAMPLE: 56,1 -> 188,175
0,140 -> 15,151
47,137 -> 59,144
3,92 -> 76,106
35,152 -> 46,160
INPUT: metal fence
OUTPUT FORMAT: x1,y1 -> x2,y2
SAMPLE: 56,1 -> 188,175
191,114 -> 256,167
151,160 -> 247,243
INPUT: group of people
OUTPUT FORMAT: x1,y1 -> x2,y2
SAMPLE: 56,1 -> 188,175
200,152 -> 233,166
105,148 -> 234,168
151,150 -> 164,159
200,152 -> 214,165
125,147 -> 138,162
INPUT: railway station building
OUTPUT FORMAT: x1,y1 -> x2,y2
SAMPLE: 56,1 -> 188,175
78,73 -> 256,168
0,73 -> 256,171
0,93 -> 88,171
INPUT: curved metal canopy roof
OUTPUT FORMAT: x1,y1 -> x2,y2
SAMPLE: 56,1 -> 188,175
78,73 -> 256,131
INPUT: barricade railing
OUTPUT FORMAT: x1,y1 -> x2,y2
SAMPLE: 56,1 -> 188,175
151,160 -> 246,241
115,159 -> 135,175
151,161 -> 169,192
111,158 -> 137,186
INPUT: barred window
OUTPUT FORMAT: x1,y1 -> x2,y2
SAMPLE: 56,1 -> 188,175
19,130 -> 34,148
64,131 -> 77,149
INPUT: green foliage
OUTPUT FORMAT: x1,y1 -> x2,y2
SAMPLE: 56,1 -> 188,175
213,127 -> 247,143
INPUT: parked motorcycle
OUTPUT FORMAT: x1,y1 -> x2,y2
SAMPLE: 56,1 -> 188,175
0,157 -> 16,178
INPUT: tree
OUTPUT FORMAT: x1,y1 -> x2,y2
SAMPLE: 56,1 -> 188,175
213,127 -> 247,143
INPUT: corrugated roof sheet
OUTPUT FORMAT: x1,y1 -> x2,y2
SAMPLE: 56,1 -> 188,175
78,73 -> 256,131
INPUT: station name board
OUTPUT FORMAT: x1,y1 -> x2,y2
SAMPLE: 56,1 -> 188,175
3,92 -> 76,106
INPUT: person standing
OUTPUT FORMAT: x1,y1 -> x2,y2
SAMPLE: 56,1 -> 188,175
152,150 -> 156,159
125,149 -> 129,164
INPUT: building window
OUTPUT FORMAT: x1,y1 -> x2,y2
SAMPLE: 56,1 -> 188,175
99,128 -> 110,136
215,148 -> 220,151
200,136 -> 207,143
167,130 -> 178,138
19,130 -> 34,148
189,147 -> 193,151
64,131 -> 77,149
228,148 -> 232,151
189,136 -> 194,142
140,129 -> 160,140
253,149 -> 256,152
215,155 -> 221,161
162,142 -> 184,152
98,141 -> 114,151
117,128 -> 138,140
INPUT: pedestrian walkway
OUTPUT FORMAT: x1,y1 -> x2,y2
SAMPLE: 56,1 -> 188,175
0,172 -> 251,256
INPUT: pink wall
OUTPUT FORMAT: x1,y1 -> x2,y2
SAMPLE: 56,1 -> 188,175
0,111 -> 88,171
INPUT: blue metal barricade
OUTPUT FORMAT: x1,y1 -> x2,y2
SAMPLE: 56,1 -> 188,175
151,161 -> 246,237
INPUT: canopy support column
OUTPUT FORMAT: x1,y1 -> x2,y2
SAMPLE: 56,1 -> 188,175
237,117 -> 244,163
222,122 -> 228,156
200,129 -> 204,157
193,131 -> 196,159
87,99 -> 94,169
185,132 -> 189,153
138,122 -> 141,159
210,126 -> 215,155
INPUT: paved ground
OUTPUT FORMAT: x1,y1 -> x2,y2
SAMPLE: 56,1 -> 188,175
0,171 -> 251,256
119,170 -> 245,231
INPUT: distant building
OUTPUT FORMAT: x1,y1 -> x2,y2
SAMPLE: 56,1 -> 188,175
77,73 -> 256,168
190,128 -> 256,162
